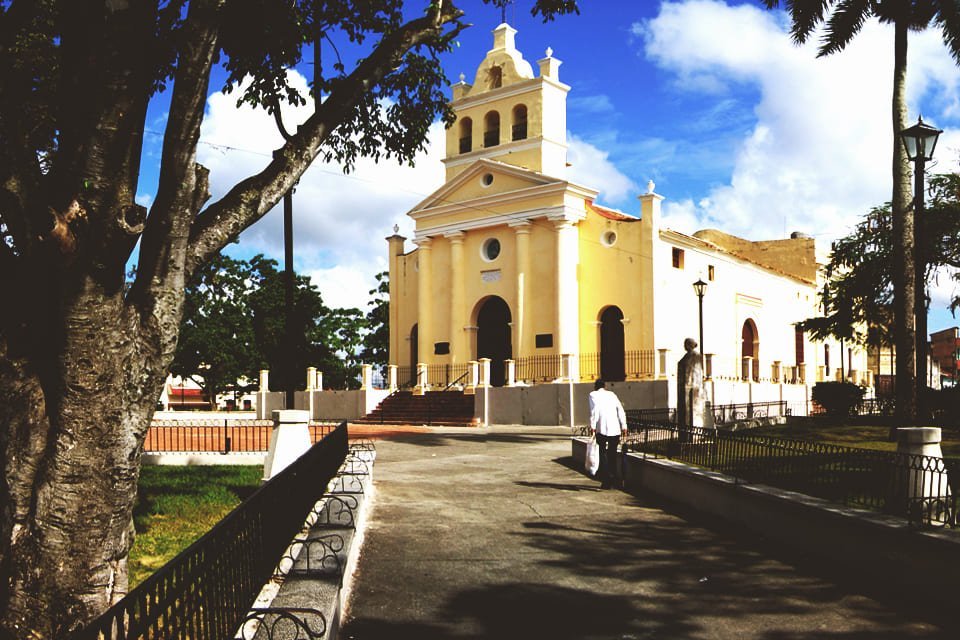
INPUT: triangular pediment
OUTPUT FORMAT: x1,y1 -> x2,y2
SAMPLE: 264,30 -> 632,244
408,159 -> 564,215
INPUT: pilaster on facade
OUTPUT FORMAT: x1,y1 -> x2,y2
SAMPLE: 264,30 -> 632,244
553,217 -> 580,356
414,237 -> 433,366
445,231 -> 467,363
510,220 -> 533,358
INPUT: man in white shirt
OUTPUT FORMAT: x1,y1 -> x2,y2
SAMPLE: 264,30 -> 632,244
589,379 -> 627,489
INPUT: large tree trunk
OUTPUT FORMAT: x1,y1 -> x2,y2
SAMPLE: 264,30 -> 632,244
891,19 -> 917,423
0,275 -> 173,637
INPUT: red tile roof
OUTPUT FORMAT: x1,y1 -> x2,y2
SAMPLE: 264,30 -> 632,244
586,200 -> 637,222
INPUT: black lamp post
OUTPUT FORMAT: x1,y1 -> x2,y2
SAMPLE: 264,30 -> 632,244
901,116 -> 942,416
693,278 -> 707,365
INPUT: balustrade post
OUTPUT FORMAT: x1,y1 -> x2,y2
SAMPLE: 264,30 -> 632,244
772,360 -> 781,383
742,356 -> 753,381
388,364 -> 398,391
361,364 -> 373,390
505,359 -> 516,387
257,369 -> 270,419
263,410 -> 311,481
704,353 -> 713,380
657,348 -> 668,379
306,367 -> 317,391
415,362 -> 429,395
798,362 -> 807,385
465,360 -> 479,395
478,358 -> 491,388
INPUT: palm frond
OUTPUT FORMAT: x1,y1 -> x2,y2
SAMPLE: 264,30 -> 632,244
788,0 -> 833,44
935,0 -> 960,64
819,0 -> 872,56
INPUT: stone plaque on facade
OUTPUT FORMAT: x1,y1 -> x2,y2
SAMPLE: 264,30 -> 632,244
481,269 -> 502,283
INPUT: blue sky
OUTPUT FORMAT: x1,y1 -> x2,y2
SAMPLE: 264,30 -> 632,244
137,0 -> 960,332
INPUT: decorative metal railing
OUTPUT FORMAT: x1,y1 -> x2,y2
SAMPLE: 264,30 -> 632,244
515,354 -> 562,383
623,422 -> 958,529
396,365 -> 416,389
73,423 -> 350,639
144,420 -> 341,453
426,363 -> 469,388
579,350 -> 656,381
709,400 -> 789,424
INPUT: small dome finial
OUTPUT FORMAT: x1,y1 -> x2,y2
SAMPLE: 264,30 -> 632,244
647,180 -> 656,194
393,224 -> 400,234
459,72 -> 465,83
545,46 -> 553,57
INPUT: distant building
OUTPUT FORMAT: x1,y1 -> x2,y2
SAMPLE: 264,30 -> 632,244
930,327 -> 959,387
387,23 -> 868,395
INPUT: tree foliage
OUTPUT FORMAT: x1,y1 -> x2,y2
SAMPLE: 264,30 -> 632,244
359,271 -> 389,370
802,172 -> 960,345
0,1 -> 580,635
170,253 -> 259,406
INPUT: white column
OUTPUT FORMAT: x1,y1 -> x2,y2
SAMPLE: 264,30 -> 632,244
316,371 -> 323,391
704,353 -> 714,379
657,349 -> 668,379
552,218 -> 580,357
306,367 -> 317,390
263,410 -> 311,482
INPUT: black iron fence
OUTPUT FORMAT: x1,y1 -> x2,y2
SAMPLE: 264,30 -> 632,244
145,420 -> 342,453
623,422 -> 958,529
73,422 -> 350,640
515,354 -> 562,382
427,363 -> 470,388
710,400 -> 789,424
397,365 -> 416,389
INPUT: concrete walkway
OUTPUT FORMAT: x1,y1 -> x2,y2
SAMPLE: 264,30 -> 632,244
340,425 -> 953,639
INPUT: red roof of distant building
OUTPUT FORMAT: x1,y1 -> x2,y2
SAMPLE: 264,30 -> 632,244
586,200 -> 637,222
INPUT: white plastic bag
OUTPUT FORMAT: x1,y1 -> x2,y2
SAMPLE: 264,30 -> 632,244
585,435 -> 600,477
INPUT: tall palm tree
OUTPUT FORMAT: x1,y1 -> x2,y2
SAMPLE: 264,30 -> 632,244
763,1 -> 960,422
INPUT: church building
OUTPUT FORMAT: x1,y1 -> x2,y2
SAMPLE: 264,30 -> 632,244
387,23 -> 868,402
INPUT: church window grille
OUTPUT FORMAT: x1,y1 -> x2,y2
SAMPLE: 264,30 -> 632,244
459,117 -> 473,154
484,111 -> 500,148
512,104 -> 528,141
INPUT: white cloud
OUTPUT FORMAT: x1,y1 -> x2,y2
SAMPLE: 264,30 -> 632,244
567,134 -> 637,203
640,0 -> 960,242
197,70 -> 444,310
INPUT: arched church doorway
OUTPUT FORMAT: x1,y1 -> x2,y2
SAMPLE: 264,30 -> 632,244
741,319 -> 758,381
409,324 -> 418,386
599,306 -> 625,381
476,296 -> 512,387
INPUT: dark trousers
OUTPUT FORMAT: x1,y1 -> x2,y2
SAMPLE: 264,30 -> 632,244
596,434 -> 620,485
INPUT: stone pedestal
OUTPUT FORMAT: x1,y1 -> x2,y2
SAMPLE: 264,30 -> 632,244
361,364 -> 373,390
263,410 -> 312,482
505,359 -> 516,387
896,427 -> 951,518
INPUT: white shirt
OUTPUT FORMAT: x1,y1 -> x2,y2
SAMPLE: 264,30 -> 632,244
589,388 -> 626,436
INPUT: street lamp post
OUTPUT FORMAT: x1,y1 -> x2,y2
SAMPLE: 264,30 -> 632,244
693,278 -> 708,365
901,116 -> 942,419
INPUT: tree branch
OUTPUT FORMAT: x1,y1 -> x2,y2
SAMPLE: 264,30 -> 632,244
184,0 -> 464,279
130,0 -> 220,322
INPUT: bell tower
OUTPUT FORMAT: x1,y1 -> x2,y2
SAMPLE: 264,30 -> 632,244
442,23 -> 570,181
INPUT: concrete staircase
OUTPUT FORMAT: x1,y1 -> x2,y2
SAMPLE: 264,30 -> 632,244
355,390 -> 478,426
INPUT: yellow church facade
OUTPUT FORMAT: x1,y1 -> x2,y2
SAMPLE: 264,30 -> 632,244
387,24 -> 869,400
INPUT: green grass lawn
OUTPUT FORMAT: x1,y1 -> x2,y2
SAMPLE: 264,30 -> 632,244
129,465 -> 262,587
750,420 -> 960,458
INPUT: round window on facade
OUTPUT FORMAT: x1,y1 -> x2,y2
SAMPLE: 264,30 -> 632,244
482,237 -> 501,261
481,173 -> 494,187
601,230 -> 617,247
